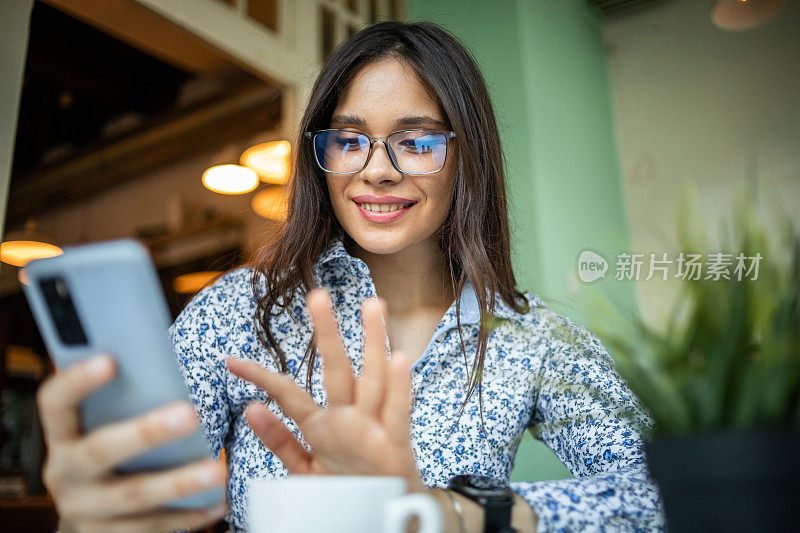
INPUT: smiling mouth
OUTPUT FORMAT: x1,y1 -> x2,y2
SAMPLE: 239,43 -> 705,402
355,202 -> 415,213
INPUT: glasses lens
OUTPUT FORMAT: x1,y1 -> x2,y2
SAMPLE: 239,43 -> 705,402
313,130 -> 370,173
388,130 -> 449,174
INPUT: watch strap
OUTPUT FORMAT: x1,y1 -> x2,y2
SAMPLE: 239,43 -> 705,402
484,497 -> 514,533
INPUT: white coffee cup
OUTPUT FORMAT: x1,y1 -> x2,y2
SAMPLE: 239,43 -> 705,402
247,475 -> 443,533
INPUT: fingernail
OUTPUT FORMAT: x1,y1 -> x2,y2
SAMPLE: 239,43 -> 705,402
206,502 -> 227,517
197,465 -> 223,487
165,404 -> 195,433
86,355 -> 112,377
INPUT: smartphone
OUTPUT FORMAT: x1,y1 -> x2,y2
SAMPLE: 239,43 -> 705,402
21,238 -> 224,509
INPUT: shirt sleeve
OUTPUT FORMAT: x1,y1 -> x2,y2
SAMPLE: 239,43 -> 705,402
508,309 -> 666,532
167,274 -> 236,459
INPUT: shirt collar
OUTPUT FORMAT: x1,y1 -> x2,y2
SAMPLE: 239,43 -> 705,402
313,235 -> 523,324
313,234 -> 352,269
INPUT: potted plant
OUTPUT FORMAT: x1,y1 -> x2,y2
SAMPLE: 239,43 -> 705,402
570,188 -> 800,531
479,186 -> 798,531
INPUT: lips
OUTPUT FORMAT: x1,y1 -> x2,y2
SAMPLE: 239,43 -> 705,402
351,194 -> 417,205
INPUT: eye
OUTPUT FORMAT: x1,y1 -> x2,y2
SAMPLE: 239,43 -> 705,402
333,137 -> 363,150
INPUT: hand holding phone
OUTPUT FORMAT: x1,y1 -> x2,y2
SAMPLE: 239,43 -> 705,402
36,354 -> 227,532
22,239 -> 227,531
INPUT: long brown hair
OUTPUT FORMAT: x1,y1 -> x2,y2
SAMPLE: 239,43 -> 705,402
246,20 -> 529,433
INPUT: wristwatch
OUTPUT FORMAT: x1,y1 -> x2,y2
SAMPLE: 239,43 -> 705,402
447,474 -> 516,533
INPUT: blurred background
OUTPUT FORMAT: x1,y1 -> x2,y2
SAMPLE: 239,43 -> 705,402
1,0 -> 798,530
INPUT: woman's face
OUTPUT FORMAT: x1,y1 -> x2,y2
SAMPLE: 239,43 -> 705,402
325,57 -> 456,256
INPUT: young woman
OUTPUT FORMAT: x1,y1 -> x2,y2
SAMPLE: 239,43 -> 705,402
35,21 -> 665,533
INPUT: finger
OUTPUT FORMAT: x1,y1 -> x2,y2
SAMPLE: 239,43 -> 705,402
62,458 -> 225,518
36,354 -> 115,444
75,502 -> 227,533
382,351 -> 413,446
307,287 -> 355,406
73,401 -> 200,479
245,402 -> 313,474
226,357 -> 319,424
355,297 -> 389,417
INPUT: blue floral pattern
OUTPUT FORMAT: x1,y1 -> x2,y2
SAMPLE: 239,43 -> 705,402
168,236 -> 666,532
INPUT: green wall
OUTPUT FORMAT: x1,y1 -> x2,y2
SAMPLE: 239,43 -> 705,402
406,0 -> 633,482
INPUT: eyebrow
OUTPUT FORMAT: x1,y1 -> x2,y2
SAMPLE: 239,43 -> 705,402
330,113 -> 448,128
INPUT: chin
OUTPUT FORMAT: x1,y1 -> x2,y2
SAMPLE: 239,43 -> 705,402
345,220 -> 432,253
348,231 -> 412,256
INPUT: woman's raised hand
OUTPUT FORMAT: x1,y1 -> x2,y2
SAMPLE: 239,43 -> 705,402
35,355 -> 227,533
226,288 -> 425,492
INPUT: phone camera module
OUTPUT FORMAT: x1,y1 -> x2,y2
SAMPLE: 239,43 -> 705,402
39,276 -> 88,345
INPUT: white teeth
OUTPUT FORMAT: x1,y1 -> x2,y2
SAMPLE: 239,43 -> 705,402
358,203 -> 412,213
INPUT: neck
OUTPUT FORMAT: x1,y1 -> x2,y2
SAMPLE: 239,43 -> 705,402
347,237 -> 456,316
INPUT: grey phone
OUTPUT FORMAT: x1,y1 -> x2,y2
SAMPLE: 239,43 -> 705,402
21,239 -> 224,509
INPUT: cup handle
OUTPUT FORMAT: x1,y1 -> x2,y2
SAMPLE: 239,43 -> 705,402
383,493 -> 443,533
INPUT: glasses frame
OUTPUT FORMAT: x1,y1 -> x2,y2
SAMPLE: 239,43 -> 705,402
304,128 -> 457,175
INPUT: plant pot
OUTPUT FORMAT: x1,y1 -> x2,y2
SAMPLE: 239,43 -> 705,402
645,430 -> 800,532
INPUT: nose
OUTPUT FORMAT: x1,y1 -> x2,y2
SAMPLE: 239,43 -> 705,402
361,140 -> 402,184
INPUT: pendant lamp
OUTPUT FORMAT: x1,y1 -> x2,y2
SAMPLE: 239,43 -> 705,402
240,140 -> 291,185
711,0 -> 784,31
0,218 -> 63,268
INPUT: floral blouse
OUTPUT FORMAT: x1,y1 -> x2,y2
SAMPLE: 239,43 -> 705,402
168,236 -> 666,532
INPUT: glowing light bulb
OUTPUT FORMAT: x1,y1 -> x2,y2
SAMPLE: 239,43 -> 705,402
202,164 -> 259,195
0,240 -> 63,267
240,140 -> 292,185
712,0 -> 783,31
251,187 -> 289,221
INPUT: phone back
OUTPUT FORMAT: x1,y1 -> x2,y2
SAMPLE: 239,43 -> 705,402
22,239 -> 223,508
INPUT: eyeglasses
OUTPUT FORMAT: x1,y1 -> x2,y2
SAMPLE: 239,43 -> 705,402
305,128 -> 456,175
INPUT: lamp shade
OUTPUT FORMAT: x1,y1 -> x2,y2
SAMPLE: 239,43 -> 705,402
251,186 -> 289,221
240,140 -> 292,185
202,164 -> 259,195
0,218 -> 63,267
0,241 -> 63,267
711,0 -> 783,31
